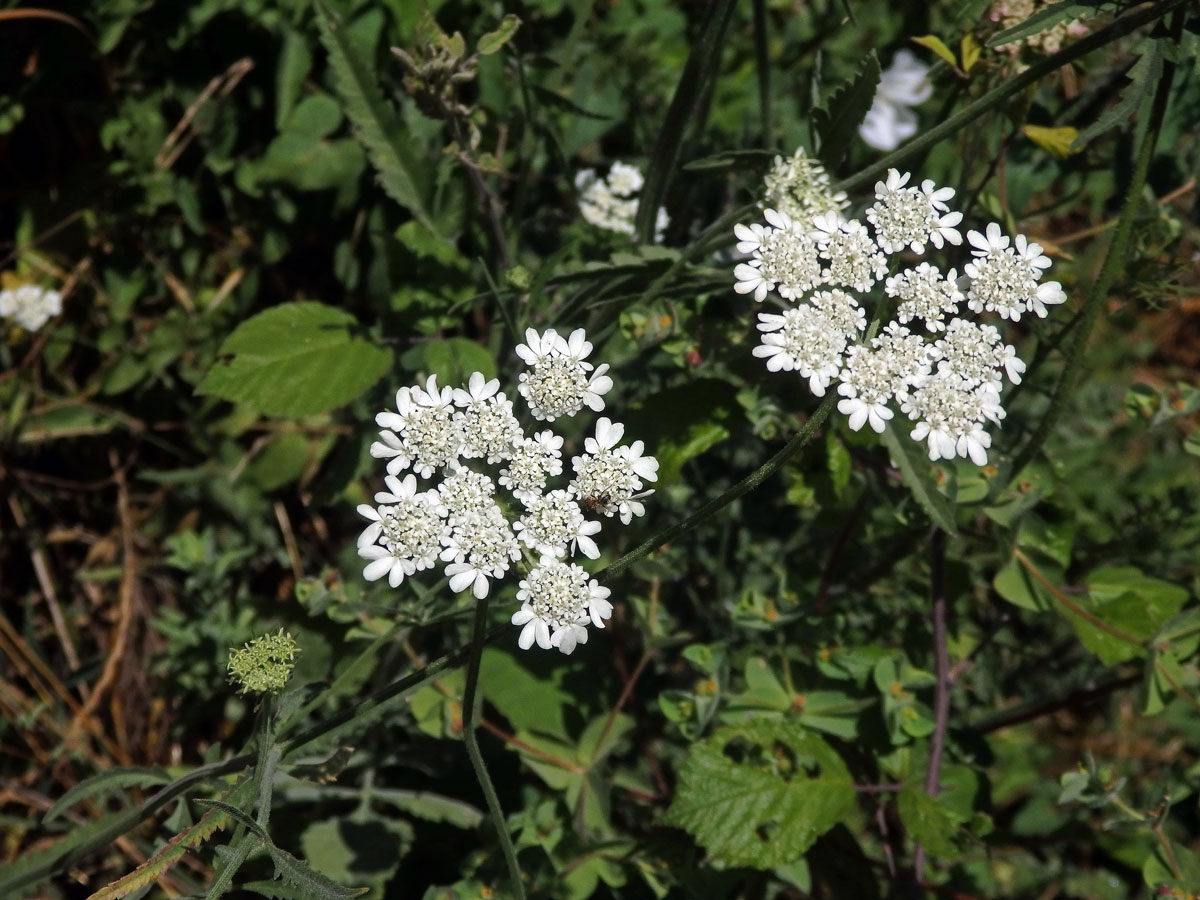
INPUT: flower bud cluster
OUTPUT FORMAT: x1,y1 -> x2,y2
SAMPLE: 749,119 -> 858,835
575,162 -> 670,240
736,168 -> 1066,466
227,630 -> 300,695
761,147 -> 849,224
358,329 -> 658,655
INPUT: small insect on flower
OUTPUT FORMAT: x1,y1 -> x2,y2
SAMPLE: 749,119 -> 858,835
581,493 -> 613,513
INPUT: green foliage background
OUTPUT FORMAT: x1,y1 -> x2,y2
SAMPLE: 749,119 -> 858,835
2,0 -> 1199,898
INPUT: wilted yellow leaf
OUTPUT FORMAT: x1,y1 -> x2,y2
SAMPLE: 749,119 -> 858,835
1022,125 -> 1082,159
911,35 -> 957,69
961,34 -> 982,74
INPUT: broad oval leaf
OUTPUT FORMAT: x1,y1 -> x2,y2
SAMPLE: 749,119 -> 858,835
197,302 -> 392,417
663,718 -> 855,868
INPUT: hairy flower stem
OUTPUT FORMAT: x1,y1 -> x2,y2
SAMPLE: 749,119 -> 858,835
836,0 -> 1190,196
462,592 -> 526,899
1005,7 -> 1185,482
913,527 -> 949,885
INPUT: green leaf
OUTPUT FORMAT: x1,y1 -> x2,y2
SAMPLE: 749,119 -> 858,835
897,787 -> 969,859
480,649 -> 571,738
316,6 -> 445,240
197,302 -> 392,417
1143,839 -> 1200,891
813,52 -> 881,166
477,14 -> 520,55
681,148 -> 780,172
1073,38 -> 1163,148
276,28 -> 314,129
267,842 -> 368,900
421,338 -> 495,385
635,0 -> 737,241
44,767 -> 169,823
663,719 -> 855,868
880,424 -> 958,537
911,36 -> 957,68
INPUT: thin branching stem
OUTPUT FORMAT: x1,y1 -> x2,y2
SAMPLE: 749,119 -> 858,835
462,592 -> 526,899
1006,6 -> 1185,479
913,527 -> 949,884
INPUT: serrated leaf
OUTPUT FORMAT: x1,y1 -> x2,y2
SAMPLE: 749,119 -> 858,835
197,302 -> 392,417
268,842 -> 368,900
316,6 -> 445,240
1074,38 -> 1163,148
911,35 -> 957,68
988,1 -> 1093,47
880,424 -> 958,537
663,719 -> 855,868
1023,124 -> 1081,158
477,14 -> 520,55
45,767 -> 169,824
898,787 -> 969,859
814,52 -> 881,166
86,806 -> 228,900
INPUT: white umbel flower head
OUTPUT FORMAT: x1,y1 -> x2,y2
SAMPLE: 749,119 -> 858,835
733,208 -> 823,301
571,417 -> 659,524
514,489 -> 601,559
357,475 -> 450,587
511,556 -> 612,655
761,147 -> 850,223
499,431 -> 564,504
453,372 -> 521,463
734,167 -> 1067,468
964,223 -> 1062,321
358,332 -> 655,655
516,327 -> 613,421
375,376 -> 463,478
813,214 -> 888,292
867,169 -> 963,254
576,163 -> 669,240
440,504 -> 521,599
886,263 -> 964,332
0,285 -> 62,332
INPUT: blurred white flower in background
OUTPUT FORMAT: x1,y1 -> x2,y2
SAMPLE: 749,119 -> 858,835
0,284 -> 62,332
859,50 -> 932,151
576,163 -> 670,241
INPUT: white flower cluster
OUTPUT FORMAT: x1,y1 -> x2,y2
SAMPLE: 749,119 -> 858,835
576,162 -> 670,241
989,0 -> 1087,55
0,284 -> 62,332
735,168 -> 1067,466
859,50 -> 932,152
357,329 -> 659,655
761,147 -> 849,224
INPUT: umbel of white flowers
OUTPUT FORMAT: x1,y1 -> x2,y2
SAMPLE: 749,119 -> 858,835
576,162 -> 670,240
357,329 -> 658,655
735,168 -> 1066,466
0,284 -> 62,332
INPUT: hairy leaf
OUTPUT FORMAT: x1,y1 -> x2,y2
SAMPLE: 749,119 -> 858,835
1074,37 -> 1163,147
44,767 -> 169,824
813,52 -> 881,166
197,302 -> 392,417
880,424 -> 958,536
86,806 -> 229,900
663,719 -> 855,867
316,6 -> 444,239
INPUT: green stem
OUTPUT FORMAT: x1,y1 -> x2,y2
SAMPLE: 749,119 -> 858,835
753,0 -> 772,149
596,393 -> 837,582
1006,7 -> 1184,480
461,592 -> 526,899
833,0 -> 1190,196
635,0 -> 738,242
